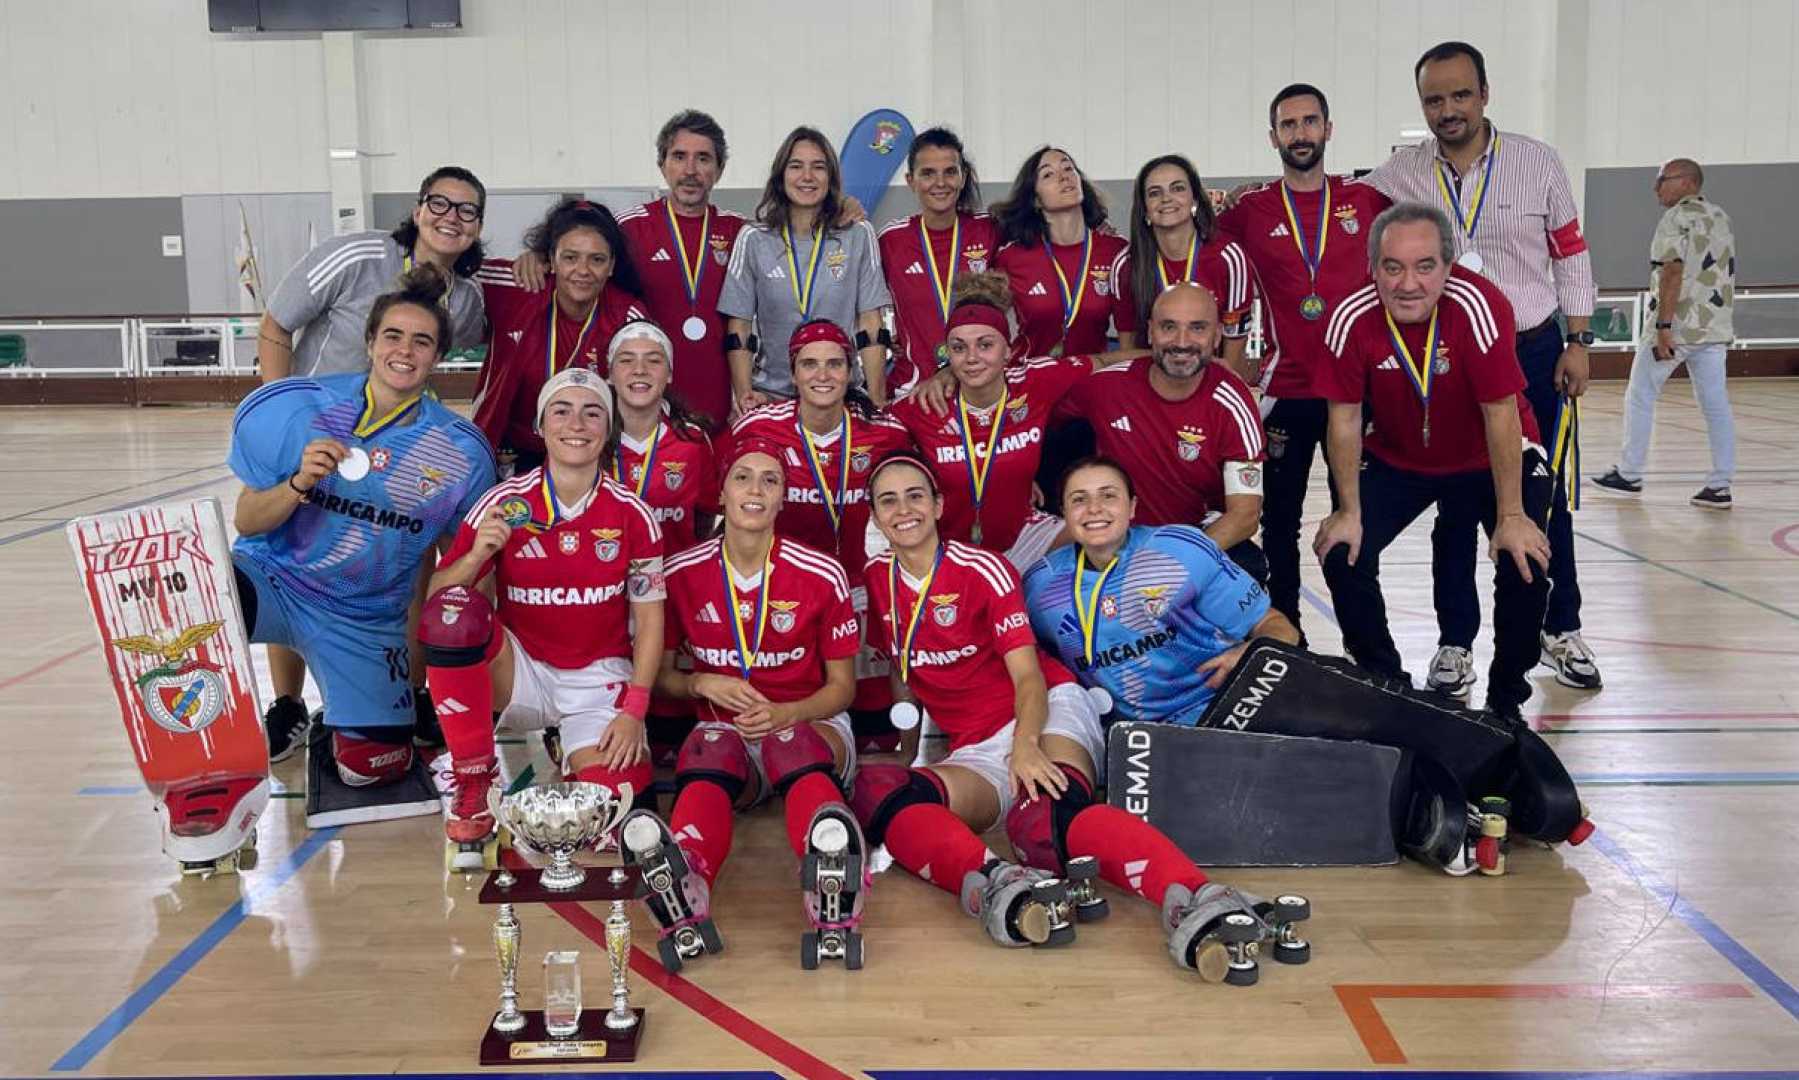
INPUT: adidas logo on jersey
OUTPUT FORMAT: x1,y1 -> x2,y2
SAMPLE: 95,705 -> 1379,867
1111,416 -> 1132,433
1376,356 -> 1401,371
508,329 -> 524,344
651,248 -> 672,262
1269,223 -> 1291,238
516,537 -> 548,559
1027,282 -> 1049,296
766,265 -> 787,280
904,260 -> 925,275
696,601 -> 722,624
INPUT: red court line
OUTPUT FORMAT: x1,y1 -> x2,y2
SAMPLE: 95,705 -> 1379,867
1774,524 -> 1799,558
1333,982 -> 1752,1065
0,641 -> 94,693
1538,711 -> 1798,724
538,872 -> 861,1080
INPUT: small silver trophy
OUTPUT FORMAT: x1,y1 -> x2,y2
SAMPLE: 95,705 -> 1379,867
489,781 -> 633,890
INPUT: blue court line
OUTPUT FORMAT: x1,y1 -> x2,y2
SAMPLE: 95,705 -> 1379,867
1587,828 -> 1799,1023
870,1072 -> 1799,1079
1300,583 -> 1339,625
1575,529 -> 1799,624
0,465 -> 232,549
1573,772 -> 1799,786
49,825 -> 341,1072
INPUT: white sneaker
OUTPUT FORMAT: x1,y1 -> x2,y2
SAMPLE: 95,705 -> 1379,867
1425,646 -> 1477,701
1540,630 -> 1602,690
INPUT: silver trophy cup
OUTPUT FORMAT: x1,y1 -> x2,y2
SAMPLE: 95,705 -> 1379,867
489,781 -> 634,890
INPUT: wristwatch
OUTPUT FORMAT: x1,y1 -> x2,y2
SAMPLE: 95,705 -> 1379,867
1564,330 -> 1595,347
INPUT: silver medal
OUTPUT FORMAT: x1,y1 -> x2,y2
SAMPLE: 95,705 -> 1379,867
1088,686 -> 1113,715
337,446 -> 371,482
682,315 -> 707,341
1456,249 -> 1484,274
889,701 -> 921,731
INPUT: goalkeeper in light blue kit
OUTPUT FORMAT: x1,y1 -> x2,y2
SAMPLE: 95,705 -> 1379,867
1023,455 -> 1298,726
229,266 -> 496,785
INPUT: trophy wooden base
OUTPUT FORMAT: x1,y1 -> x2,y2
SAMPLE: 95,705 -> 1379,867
479,865 -> 639,904
479,1008 -> 645,1065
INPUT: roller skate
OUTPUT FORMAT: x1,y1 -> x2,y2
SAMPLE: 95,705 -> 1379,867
959,859 -> 1075,947
620,809 -> 722,973
1063,854 -> 1109,922
1163,883 -> 1314,984
442,753 -> 505,873
799,803 -> 871,970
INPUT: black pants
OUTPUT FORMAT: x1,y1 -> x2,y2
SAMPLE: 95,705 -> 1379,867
1260,397 -> 1336,640
1324,450 -> 1552,713
1432,319 -> 1581,645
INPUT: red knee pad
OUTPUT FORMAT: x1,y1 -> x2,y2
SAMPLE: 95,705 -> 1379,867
1004,764 -> 1093,871
420,585 -> 493,667
847,763 -> 945,845
760,722 -> 835,796
333,729 -> 416,787
675,722 -> 753,802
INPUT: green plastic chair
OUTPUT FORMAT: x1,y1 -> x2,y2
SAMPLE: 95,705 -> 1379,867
0,334 -> 24,368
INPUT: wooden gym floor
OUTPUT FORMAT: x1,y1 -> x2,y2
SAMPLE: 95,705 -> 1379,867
2,380 -> 1797,1079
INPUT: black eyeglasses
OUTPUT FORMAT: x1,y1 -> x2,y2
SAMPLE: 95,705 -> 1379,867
420,193 -> 483,223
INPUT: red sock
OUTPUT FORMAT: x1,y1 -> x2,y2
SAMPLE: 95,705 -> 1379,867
669,780 -> 734,885
425,661 -> 494,761
1065,804 -> 1207,907
572,758 -> 655,800
782,771 -> 845,858
884,803 -> 992,896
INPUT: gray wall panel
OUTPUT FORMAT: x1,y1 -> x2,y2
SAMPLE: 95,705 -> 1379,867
1582,164 -> 1799,290
0,199 -> 188,316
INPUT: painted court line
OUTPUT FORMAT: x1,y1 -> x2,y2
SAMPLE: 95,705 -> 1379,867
50,825 -> 342,1072
0,641 -> 95,693
1586,828 -> 1799,1023
1573,772 -> 1799,787
0,466 -> 233,549
1575,530 -> 1799,623
1332,983 -> 1752,1066
870,1070 -> 1798,1080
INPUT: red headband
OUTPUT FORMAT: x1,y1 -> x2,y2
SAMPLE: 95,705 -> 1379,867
788,319 -> 853,361
945,302 -> 1008,338
723,436 -> 786,476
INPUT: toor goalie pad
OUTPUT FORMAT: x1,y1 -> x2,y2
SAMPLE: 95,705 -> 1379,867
1192,640 -> 1592,872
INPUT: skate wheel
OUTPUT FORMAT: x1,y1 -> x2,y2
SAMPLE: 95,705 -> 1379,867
1475,835 -> 1504,875
800,931 -> 820,971
657,934 -> 684,974
1567,818 -> 1595,845
1064,855 -> 1099,882
1046,923 -> 1077,947
1031,878 -> 1069,904
699,918 -> 725,955
1074,896 -> 1111,923
1224,962 -> 1260,987
842,853 -> 863,888
800,853 -> 821,893
845,931 -> 864,971
482,836 -> 502,871
1274,895 -> 1310,923
1480,795 -> 1512,818
1219,912 -> 1259,944
1274,940 -> 1311,965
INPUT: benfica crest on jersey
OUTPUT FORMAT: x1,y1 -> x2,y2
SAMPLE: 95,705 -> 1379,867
850,446 -> 872,473
827,247 -> 848,282
1139,585 -> 1170,621
963,243 -> 989,274
710,233 -> 731,266
1008,396 -> 1030,425
1176,426 -> 1206,462
930,592 -> 960,626
591,528 -> 622,561
1091,265 -> 1111,298
1334,204 -> 1360,235
663,461 -> 686,490
1433,341 -> 1452,375
770,599 -> 800,633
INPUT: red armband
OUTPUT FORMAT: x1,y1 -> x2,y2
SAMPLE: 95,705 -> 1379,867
1548,219 -> 1588,259
619,683 -> 652,719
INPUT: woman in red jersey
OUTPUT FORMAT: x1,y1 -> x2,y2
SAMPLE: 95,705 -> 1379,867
618,438 -> 872,972
473,198 -> 649,475
606,320 -> 718,553
991,147 -> 1139,360
851,452 -> 1305,982
877,126 -> 1002,395
422,367 -> 665,870
1121,154 -> 1261,381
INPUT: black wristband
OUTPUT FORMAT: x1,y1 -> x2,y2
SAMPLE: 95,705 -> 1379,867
854,329 -> 873,350
287,474 -> 310,497
723,332 -> 743,352
1654,321 -> 1674,329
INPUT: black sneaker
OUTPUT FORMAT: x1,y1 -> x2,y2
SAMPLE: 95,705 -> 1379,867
1592,468 -> 1641,495
264,695 -> 312,763
412,685 -> 443,748
1691,486 -> 1732,509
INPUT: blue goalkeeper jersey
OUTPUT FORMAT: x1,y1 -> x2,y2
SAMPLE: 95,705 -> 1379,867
228,373 -> 495,622
1023,525 -> 1268,725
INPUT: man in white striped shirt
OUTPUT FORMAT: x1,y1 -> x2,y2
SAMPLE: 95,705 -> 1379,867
1363,41 -> 1602,696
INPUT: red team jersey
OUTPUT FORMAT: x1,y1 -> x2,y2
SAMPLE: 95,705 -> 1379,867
615,200 -> 748,429
888,355 -> 1091,550
472,265 -> 650,456
1320,267 -> 1540,476
611,422 -> 718,553
663,536 -> 861,724
877,212 -> 1003,393
1215,177 -> 1391,400
1115,238 -> 1261,339
442,471 -> 664,670
864,541 -> 1038,750
996,231 -> 1132,359
726,403 -> 914,586
1055,358 -> 1267,526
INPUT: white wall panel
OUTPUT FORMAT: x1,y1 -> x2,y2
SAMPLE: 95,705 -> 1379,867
2,0 -> 1797,202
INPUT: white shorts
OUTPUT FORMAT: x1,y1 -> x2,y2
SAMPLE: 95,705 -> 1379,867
934,683 -> 1106,818
738,710 -> 860,807
498,630 -> 643,760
